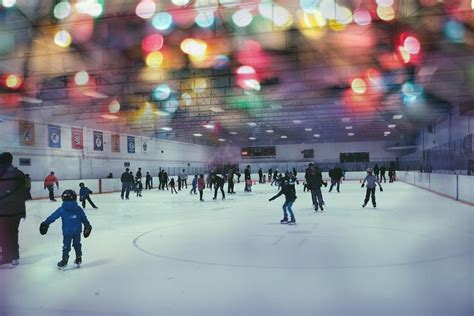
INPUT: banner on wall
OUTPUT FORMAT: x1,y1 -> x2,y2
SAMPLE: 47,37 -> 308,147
127,136 -> 135,154
48,125 -> 61,148
19,121 -> 35,146
111,134 -> 120,153
93,131 -> 104,151
71,128 -> 83,150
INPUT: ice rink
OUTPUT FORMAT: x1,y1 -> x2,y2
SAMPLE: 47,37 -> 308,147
1,181 -> 473,316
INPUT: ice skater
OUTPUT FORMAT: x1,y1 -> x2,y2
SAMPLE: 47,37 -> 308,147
39,190 -> 92,268
227,169 -> 235,194
145,172 -> 152,190
307,164 -> 327,211
79,183 -> 97,209
269,176 -> 297,225
328,165 -> 343,193
190,175 -> 198,195
120,168 -> 133,200
198,174 -> 205,201
135,177 -> 143,197
169,178 -> 178,194
211,174 -> 226,200
361,168 -> 383,208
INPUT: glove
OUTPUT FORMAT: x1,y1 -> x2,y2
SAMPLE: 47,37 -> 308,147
380,187 -> 383,192
361,183 -> 365,188
39,222 -> 49,235
83,225 -> 92,238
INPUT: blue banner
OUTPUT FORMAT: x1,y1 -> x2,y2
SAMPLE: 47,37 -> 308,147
127,136 -> 135,154
48,125 -> 61,148
93,131 -> 103,151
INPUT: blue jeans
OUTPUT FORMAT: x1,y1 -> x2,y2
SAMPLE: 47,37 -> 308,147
63,234 -> 82,258
282,200 -> 295,221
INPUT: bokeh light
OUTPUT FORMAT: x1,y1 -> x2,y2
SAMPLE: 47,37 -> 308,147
398,46 -> 411,63
152,12 -> 173,31
180,38 -> 207,57
272,6 -> 293,28
75,0 -> 103,18
354,9 -> 372,25
237,65 -> 256,75
377,6 -> 395,21
2,0 -> 16,8
376,0 -> 394,7
404,36 -> 421,54
172,0 -> 190,6
351,78 -> 367,94
300,0 -> 319,13
164,99 -> 179,113
145,51 -> 164,68
54,30 -> 72,47
54,2 -> 72,20
136,0 -> 156,19
444,19 -> 465,43
213,55 -> 229,69
141,34 -> 164,52
192,78 -> 207,93
219,0 -> 239,7
109,99 -> 121,113
153,84 -> 171,100
195,12 -> 215,28
74,71 -> 89,86
232,9 -> 253,27
5,74 -> 22,89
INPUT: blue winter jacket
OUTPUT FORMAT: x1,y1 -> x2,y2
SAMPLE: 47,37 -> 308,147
44,201 -> 90,236
79,187 -> 92,198
192,178 -> 198,187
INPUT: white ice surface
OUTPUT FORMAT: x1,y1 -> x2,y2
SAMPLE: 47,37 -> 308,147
1,181 -> 473,316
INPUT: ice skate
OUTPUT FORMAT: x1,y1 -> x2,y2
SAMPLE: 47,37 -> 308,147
57,257 -> 68,269
320,205 -> 324,211
74,256 -> 82,267
280,218 -> 288,224
288,220 -> 296,225
362,203 -> 367,208
314,206 -> 318,212
373,204 -> 376,208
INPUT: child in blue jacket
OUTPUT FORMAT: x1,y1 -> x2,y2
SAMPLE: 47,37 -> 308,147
190,175 -> 198,195
40,190 -> 92,268
79,182 -> 98,209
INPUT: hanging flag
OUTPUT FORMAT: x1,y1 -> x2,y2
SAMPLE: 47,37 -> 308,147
111,134 -> 121,153
19,121 -> 35,146
71,128 -> 83,150
48,125 -> 61,148
127,136 -> 135,154
93,131 -> 104,151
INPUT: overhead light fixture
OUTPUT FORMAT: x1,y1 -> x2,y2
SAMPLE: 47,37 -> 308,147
269,104 -> 282,110
247,122 -> 257,127
348,132 -> 355,136
293,120 -> 302,124
249,137 -> 256,140
155,110 -> 170,116
384,131 -> 391,135
161,127 -> 172,131
101,114 -> 119,120
20,96 -> 43,104
393,114 -> 403,120
218,138 -> 226,142
229,131 -> 238,135
266,130 -> 274,133
388,124 -> 396,128
84,90 -> 108,99
304,128 -> 312,131
313,134 -> 320,137
193,133 -> 203,137
281,135 -> 287,139
210,106 -> 224,113
341,117 -> 351,122
203,124 -> 215,129
345,126 -> 353,130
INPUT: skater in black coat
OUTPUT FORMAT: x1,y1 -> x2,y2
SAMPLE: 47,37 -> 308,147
269,177 -> 297,225
258,168 -> 263,183
162,172 -> 169,190
227,170 -> 235,194
329,165 -> 343,193
380,165 -> 387,183
169,178 -> 178,194
145,172 -> 152,190
120,168 -> 134,200
0,152 -> 26,267
244,165 -> 251,192
307,164 -> 327,211
212,174 -> 226,200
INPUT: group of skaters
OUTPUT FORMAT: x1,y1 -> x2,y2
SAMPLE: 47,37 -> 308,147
373,164 -> 397,183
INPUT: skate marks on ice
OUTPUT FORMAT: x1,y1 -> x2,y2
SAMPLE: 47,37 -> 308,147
131,216 -> 474,270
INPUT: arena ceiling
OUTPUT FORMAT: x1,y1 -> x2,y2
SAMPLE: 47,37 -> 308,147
0,0 -> 473,146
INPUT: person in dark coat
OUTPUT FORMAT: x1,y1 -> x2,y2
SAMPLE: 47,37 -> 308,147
120,168 -> 133,200
329,165 -> 343,193
380,165 -> 387,183
162,171 -> 169,190
227,169 -> 235,194
25,174 -> 32,200
244,165 -> 251,192
79,183 -> 98,209
169,178 -> 178,194
269,176 -> 297,225
0,152 -> 26,267
212,174 -> 226,200
145,172 -> 153,190
307,164 -> 327,211
374,164 -> 380,180
258,168 -> 263,184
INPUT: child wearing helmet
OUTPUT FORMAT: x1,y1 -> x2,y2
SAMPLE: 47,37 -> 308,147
39,189 -> 92,269
361,168 -> 383,208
